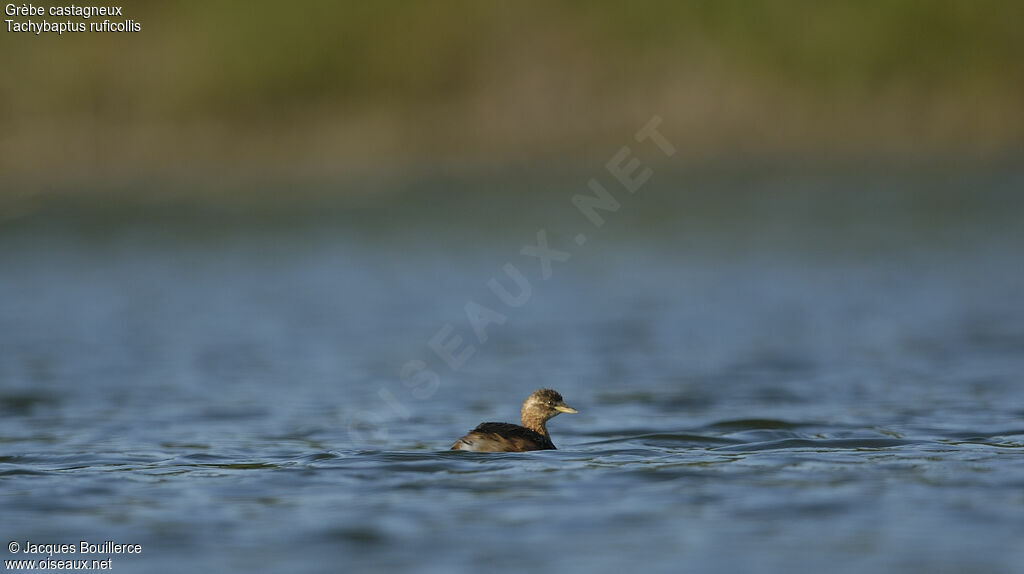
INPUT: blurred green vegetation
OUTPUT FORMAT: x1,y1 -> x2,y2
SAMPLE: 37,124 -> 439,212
1,1 -> 1022,190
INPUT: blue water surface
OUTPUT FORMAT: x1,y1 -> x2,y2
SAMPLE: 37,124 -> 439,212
2,168 -> 1023,573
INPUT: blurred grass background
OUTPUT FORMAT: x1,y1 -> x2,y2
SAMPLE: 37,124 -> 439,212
2,1 -> 1022,204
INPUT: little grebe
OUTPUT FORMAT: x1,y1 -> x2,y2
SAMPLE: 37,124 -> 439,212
450,389 -> 577,452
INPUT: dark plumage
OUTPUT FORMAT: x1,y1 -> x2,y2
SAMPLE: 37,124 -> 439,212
454,422 -> 556,451
450,389 -> 577,452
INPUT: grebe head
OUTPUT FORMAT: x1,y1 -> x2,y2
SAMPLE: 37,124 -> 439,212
521,388 -> 577,429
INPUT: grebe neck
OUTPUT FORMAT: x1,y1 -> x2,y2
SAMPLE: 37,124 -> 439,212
520,409 -> 549,436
